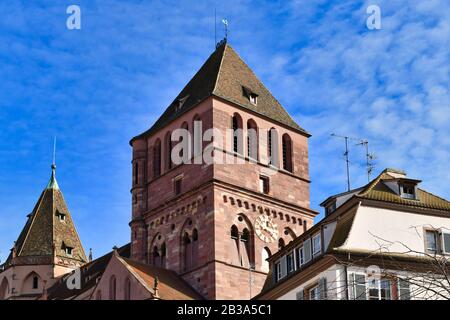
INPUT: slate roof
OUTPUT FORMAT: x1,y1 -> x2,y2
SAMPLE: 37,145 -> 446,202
118,256 -> 204,300
4,166 -> 87,266
131,42 -> 308,144
46,244 -> 131,300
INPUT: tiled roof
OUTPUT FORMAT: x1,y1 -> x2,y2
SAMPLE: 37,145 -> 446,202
355,170 -> 450,212
5,167 -> 87,266
119,257 -> 203,300
47,244 -> 130,300
131,43 -> 308,144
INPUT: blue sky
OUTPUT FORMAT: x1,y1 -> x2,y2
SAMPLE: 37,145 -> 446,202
0,0 -> 449,263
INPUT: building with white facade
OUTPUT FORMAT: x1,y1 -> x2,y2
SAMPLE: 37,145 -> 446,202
255,168 -> 450,300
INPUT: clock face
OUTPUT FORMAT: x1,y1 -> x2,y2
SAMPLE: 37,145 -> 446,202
255,215 -> 278,243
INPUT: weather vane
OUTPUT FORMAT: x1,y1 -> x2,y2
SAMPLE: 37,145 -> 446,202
222,19 -> 228,41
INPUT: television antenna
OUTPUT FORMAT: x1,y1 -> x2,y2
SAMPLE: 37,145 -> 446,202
331,133 -> 361,191
356,140 -> 376,182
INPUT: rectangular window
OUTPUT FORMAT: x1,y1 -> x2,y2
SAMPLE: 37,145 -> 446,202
349,273 -> 366,300
398,279 -> 411,300
174,178 -> 182,196
297,246 -> 304,267
401,185 -> 416,199
275,262 -> 281,282
303,238 -> 312,264
259,176 -> 269,194
65,247 -> 73,257
287,252 -> 295,274
441,233 -> 450,255
309,285 -> 320,300
312,234 -> 321,256
425,230 -> 439,254
368,279 -> 392,300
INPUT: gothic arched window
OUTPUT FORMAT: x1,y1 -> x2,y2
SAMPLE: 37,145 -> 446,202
153,139 -> 161,177
247,119 -> 258,160
192,114 -> 202,158
160,242 -> 167,268
183,232 -> 192,272
261,247 -> 272,273
124,278 -> 131,300
153,246 -> 161,267
133,162 -> 139,185
109,276 -> 116,300
268,128 -> 278,166
282,133 -> 293,172
165,131 -> 173,171
232,113 -> 243,154
192,229 -> 199,268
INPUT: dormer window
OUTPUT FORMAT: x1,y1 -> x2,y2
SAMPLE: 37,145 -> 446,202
56,211 -> 66,222
249,93 -> 258,105
325,202 -> 336,216
242,86 -> 258,105
65,247 -> 73,257
400,185 -> 416,199
62,242 -> 74,257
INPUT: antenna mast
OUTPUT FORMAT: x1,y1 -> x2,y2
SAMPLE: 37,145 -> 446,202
356,140 -> 376,182
331,133 -> 355,191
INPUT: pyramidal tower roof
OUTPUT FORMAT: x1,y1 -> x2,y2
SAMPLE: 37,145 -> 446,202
131,43 -> 309,143
5,165 -> 87,266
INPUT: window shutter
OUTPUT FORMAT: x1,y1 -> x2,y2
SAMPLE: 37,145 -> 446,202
398,279 -> 411,300
442,233 -> 450,254
303,238 -> 312,263
319,277 -> 327,300
280,256 -> 287,279
296,289 -> 304,300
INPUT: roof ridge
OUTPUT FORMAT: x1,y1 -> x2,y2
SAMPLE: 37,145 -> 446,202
116,255 -> 155,295
212,43 -> 227,94
357,172 -> 385,197
17,188 -> 49,257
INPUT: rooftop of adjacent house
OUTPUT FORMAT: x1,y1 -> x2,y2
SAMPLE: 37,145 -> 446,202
130,42 -> 309,144
255,168 -> 450,298
321,168 -> 450,213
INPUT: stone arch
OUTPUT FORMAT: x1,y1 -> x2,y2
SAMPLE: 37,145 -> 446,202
230,213 -> 255,268
21,271 -> 42,293
0,277 -> 9,300
149,232 -> 166,268
284,227 -> 297,241
261,247 -> 272,273
180,218 -> 199,272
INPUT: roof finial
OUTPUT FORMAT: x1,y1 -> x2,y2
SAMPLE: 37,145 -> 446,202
53,136 -> 57,168
89,248 -> 93,262
153,276 -> 160,299
47,137 -> 59,190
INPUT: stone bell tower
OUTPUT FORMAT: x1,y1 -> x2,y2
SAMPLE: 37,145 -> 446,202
129,42 -> 317,299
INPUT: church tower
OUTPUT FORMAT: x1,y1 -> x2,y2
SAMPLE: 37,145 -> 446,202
0,165 -> 87,300
129,43 -> 317,299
